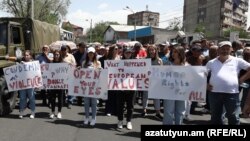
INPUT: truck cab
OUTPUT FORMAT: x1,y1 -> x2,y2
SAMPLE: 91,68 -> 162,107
0,18 -> 60,116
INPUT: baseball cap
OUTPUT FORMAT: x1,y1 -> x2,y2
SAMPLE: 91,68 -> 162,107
123,47 -> 132,53
99,46 -> 105,49
43,45 -> 49,49
218,41 -> 232,48
87,47 -> 96,53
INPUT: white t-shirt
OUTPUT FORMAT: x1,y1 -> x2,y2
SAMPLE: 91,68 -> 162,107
206,56 -> 250,93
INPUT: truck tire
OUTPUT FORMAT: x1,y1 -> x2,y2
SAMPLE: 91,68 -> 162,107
0,77 -> 18,116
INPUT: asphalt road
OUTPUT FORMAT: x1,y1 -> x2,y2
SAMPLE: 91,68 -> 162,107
0,99 -> 249,141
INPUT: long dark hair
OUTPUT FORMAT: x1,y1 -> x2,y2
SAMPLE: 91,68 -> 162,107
172,46 -> 186,65
107,45 -> 116,60
146,45 -> 159,61
83,52 -> 98,68
53,50 -> 62,63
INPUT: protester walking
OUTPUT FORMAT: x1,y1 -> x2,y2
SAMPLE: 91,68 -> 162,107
82,47 -> 101,127
48,50 -> 64,119
163,46 -> 187,125
6,50 -> 37,119
116,47 -> 136,130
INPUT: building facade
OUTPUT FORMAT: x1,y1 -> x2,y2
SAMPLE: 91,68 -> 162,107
127,10 -> 160,27
183,0 -> 248,38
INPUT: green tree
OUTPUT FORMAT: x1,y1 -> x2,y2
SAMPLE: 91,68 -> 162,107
0,0 -> 71,24
86,21 -> 119,43
193,23 -> 213,38
223,27 -> 249,38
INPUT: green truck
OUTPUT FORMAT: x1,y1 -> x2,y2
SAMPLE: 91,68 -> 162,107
0,17 -> 60,116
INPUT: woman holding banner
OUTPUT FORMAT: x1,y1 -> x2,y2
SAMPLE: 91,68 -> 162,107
6,50 -> 36,119
116,47 -> 136,130
48,50 -> 64,119
142,45 -> 163,120
82,47 -> 101,127
163,46 -> 187,125
105,45 -> 120,116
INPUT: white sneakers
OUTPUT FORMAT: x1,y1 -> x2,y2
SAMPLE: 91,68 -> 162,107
126,122 -> 132,130
83,118 -> 96,126
117,121 -> 132,130
57,113 -> 62,119
117,121 -> 123,129
49,112 -> 62,119
19,111 -> 24,119
90,119 -> 96,126
84,118 -> 89,125
30,112 -> 35,119
19,111 -> 35,119
50,113 -> 55,119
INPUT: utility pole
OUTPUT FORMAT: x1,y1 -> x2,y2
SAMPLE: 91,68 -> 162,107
86,19 -> 93,43
124,6 -> 136,41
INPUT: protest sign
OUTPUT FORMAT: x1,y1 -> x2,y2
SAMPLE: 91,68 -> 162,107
68,68 -> 108,99
148,66 -> 207,102
40,63 -> 71,89
3,61 -> 42,91
105,59 -> 151,90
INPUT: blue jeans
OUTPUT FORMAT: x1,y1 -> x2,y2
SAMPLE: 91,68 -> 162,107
19,88 -> 35,112
84,97 -> 97,120
163,100 -> 185,125
209,92 -> 240,125
142,91 -> 160,110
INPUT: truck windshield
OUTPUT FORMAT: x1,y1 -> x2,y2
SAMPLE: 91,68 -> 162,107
0,23 -> 7,44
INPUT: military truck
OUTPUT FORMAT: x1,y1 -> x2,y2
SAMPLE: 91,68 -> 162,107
0,17 -> 60,116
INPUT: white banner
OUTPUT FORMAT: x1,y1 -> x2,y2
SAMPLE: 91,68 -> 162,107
105,59 -> 151,90
68,68 -> 108,99
41,63 -> 72,89
148,66 -> 207,102
3,61 -> 42,91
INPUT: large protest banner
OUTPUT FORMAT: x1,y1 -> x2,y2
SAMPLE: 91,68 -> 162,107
105,59 -> 151,91
3,61 -> 42,92
68,68 -> 108,99
148,66 -> 207,102
40,63 -> 72,89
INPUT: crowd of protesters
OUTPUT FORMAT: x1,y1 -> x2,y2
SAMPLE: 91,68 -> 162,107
4,38 -> 250,129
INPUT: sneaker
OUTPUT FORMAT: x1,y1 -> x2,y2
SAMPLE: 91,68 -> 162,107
90,119 -> 96,126
57,112 -> 62,119
19,111 -> 24,119
183,115 -> 191,121
117,120 -> 123,129
84,118 -> 89,125
106,113 -> 111,116
30,114 -> 35,119
126,122 -> 132,130
50,113 -> 55,119
141,112 -> 148,117
155,113 -> 163,120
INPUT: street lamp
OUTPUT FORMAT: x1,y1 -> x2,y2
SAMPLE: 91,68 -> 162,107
85,19 -> 92,43
124,6 -> 136,41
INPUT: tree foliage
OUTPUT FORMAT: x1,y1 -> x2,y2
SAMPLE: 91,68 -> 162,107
86,21 -> 119,43
0,0 -> 71,24
223,27 -> 249,38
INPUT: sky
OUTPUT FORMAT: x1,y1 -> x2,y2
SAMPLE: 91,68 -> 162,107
0,0 -> 250,32
65,0 -> 185,32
